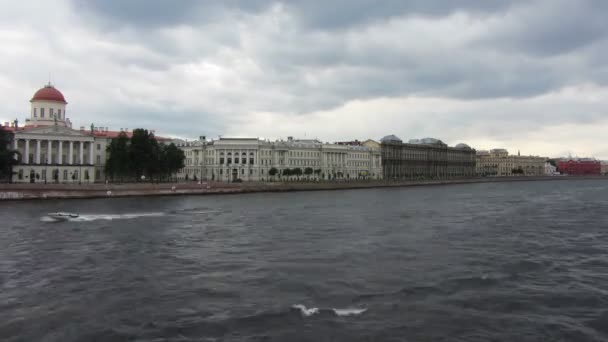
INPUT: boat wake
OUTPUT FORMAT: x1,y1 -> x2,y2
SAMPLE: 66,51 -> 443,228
42,212 -> 165,222
291,304 -> 367,317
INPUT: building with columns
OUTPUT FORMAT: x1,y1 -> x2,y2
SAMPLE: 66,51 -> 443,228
175,136 -> 383,182
380,135 -> 476,180
4,83 -> 129,183
476,149 -> 546,176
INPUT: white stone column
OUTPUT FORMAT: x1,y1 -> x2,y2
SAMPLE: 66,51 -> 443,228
58,141 -> 63,164
23,139 -> 30,164
47,140 -> 52,164
13,138 -> 18,151
89,142 -> 94,165
69,141 -> 74,165
35,140 -> 41,164
79,141 -> 84,164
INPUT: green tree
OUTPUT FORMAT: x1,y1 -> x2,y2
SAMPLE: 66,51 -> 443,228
159,143 -> 185,181
0,128 -> 19,182
129,129 -> 157,181
269,167 -> 278,181
304,167 -> 313,180
283,168 -> 292,180
105,132 -> 130,181
293,167 -> 303,180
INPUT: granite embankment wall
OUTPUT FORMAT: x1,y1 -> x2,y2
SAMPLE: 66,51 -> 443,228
0,176 -> 605,201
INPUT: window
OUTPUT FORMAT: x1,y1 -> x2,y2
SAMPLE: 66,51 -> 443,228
241,158 -> 246,164
97,143 -> 101,150
242,169 -> 245,175
220,169 -> 223,175
49,108 -> 54,117
40,108 -> 45,118
249,158 -> 254,164
220,158 -> 225,164
96,155 -> 101,164
18,169 -> 23,180
250,169 -> 253,175
227,158 -> 232,164
58,109 -> 62,118
33,108 -> 37,117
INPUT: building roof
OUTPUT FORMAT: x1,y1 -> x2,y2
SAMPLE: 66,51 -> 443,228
31,84 -> 67,104
380,134 -> 402,143
455,143 -> 471,149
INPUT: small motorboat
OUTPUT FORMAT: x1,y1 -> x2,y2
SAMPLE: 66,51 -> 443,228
47,212 -> 79,221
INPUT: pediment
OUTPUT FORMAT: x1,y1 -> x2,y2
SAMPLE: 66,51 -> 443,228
17,126 -> 91,138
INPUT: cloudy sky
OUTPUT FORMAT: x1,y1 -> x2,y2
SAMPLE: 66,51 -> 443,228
1,0 -> 607,158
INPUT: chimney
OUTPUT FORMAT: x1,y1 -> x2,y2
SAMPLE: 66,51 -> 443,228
13,119 -> 18,128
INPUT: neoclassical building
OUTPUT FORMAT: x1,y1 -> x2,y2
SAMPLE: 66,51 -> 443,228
476,149 -> 546,176
4,83 -> 133,183
380,135 -> 476,180
175,136 -> 383,182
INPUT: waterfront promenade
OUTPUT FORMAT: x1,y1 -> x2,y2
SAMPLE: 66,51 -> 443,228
1,176 -> 605,201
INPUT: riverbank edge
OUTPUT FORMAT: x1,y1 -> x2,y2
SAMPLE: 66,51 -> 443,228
1,176 -> 605,201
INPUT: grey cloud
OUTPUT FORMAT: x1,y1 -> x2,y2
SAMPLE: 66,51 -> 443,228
282,0 -> 523,30
474,0 -> 608,56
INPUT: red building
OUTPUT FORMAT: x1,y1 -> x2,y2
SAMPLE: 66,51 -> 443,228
557,158 -> 601,175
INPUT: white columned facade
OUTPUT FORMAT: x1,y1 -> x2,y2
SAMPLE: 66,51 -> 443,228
58,141 -> 63,164
35,140 -> 41,164
24,139 -> 30,164
89,142 -> 94,165
79,141 -> 84,164
47,140 -> 52,164
69,141 -> 74,165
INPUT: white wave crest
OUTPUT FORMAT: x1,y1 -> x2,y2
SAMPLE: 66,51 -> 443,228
332,308 -> 368,316
291,304 -> 320,317
291,304 -> 367,317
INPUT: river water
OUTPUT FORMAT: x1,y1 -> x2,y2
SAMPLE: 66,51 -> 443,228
1,180 -> 608,341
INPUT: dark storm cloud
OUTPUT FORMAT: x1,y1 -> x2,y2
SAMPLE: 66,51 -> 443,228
281,0 -> 523,30
0,0 -> 601,158
72,0 -> 522,30
71,0 -> 272,28
475,0 -> 608,56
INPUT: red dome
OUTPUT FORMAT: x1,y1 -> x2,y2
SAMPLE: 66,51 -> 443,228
31,84 -> 67,103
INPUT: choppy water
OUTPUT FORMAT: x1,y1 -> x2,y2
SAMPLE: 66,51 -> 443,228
2,180 -> 608,341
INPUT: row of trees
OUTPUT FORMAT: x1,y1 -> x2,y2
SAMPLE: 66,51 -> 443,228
105,129 -> 185,182
0,128 -> 19,182
268,167 -> 324,180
